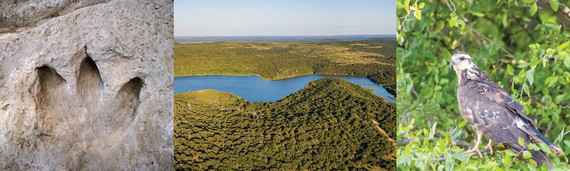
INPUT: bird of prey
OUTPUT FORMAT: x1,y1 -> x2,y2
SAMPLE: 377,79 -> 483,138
449,52 -> 563,168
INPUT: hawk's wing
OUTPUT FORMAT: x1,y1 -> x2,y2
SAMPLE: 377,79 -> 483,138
458,68 -> 562,154
464,76 -> 536,128
458,78 -> 530,144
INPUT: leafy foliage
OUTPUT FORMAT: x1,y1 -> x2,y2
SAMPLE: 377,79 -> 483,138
397,0 -> 570,169
174,78 -> 396,170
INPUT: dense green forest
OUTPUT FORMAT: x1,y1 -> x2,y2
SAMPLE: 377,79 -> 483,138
397,0 -> 570,170
174,39 -> 396,87
174,78 -> 396,170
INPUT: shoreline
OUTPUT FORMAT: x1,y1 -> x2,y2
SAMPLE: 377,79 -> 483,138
174,73 -> 397,99
174,72 -> 393,86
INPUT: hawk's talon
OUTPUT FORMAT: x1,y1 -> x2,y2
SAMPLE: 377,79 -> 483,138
465,147 -> 483,158
465,132 -> 484,158
485,140 -> 493,156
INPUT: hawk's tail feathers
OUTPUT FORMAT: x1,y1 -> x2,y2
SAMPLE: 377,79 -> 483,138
536,132 -> 564,155
505,142 -> 554,169
530,149 -> 554,169
530,127 -> 564,155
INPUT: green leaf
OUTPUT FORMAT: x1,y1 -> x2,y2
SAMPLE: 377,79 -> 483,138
547,76 -> 559,87
527,71 -> 534,85
414,10 -> 422,20
559,51 -> 568,60
507,64 -> 514,75
504,153 -> 512,166
530,2 -> 537,16
452,153 -> 467,164
472,12 -> 485,17
529,144 -> 539,150
419,2 -> 425,8
456,19 -> 465,26
523,151 -> 532,159
523,0 -> 535,3
565,59 -> 570,68
538,143 -> 551,154
558,128 -> 567,143
541,95 -> 552,105
518,137 -> 525,146
517,69 -> 526,82
546,48 -> 556,56
551,0 -> 559,12
452,129 -> 462,140
445,154 -> 453,170
429,122 -> 437,139
449,18 -> 458,27
529,44 -> 538,50
502,13 -> 508,27
524,83 -> 531,97
504,149 -> 515,156
558,41 -> 569,51
530,58 -> 538,68
397,33 -> 405,46
404,0 -> 410,12
458,120 -> 468,129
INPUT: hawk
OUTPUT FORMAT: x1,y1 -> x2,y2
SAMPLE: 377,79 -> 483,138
449,52 -> 563,168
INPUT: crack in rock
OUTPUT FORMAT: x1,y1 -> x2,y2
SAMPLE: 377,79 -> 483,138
0,0 -> 109,34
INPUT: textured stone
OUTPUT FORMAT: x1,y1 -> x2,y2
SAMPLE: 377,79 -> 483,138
0,0 -> 173,170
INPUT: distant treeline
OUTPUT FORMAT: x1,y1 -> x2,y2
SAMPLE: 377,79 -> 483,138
174,78 -> 396,170
174,39 -> 396,87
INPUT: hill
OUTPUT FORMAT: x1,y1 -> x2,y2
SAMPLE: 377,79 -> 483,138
174,78 -> 396,170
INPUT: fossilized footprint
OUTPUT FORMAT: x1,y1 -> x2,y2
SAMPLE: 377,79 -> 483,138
34,48 -> 143,168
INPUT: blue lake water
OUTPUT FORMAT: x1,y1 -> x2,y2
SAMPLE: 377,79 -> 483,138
174,74 -> 395,103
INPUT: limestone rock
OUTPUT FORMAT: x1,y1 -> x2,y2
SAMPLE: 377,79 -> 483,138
0,0 -> 173,170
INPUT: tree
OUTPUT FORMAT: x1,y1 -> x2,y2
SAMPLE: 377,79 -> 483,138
397,0 -> 570,170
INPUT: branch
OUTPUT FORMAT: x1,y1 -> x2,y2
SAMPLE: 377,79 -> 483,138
397,137 -> 473,149
433,147 -> 508,162
397,133 -> 507,162
468,28 -> 516,59
398,0 -> 420,33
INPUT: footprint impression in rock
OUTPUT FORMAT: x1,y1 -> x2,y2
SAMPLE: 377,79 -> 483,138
34,48 -> 142,151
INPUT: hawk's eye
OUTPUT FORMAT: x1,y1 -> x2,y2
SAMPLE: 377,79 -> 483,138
460,57 -> 465,60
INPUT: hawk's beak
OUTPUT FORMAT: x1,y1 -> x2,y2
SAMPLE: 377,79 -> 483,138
449,61 -> 455,69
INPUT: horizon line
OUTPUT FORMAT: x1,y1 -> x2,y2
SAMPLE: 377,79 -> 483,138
174,34 -> 396,37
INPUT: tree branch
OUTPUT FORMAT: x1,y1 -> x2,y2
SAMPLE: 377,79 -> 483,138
433,147 -> 508,162
468,28 -> 516,58
396,137 -> 473,149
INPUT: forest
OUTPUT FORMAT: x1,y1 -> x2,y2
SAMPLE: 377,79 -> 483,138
174,78 -> 396,170
174,39 -> 396,88
397,0 -> 570,170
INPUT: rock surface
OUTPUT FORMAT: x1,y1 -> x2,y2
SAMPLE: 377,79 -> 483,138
0,0 -> 173,170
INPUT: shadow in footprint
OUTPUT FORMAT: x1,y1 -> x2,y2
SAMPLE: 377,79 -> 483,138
36,66 -> 69,139
77,57 -> 103,110
111,77 -> 143,128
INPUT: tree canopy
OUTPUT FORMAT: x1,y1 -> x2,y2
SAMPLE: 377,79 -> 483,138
174,78 -> 396,170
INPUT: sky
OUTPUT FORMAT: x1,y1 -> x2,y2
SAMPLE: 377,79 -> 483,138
174,0 -> 396,36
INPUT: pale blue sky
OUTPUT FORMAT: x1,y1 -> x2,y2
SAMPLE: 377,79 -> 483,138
174,0 -> 396,36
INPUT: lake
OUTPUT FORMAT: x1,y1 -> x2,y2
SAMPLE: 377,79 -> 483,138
174,74 -> 395,103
